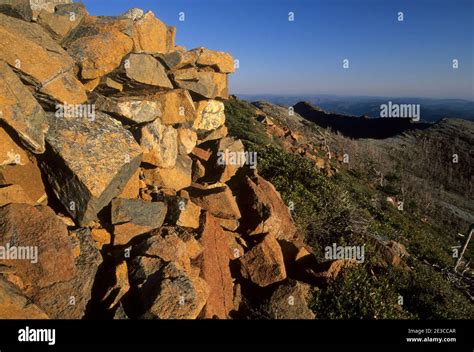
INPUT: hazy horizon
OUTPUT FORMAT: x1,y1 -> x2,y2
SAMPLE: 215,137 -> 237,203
82,0 -> 473,100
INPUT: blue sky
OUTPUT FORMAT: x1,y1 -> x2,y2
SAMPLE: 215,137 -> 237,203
81,0 -> 473,100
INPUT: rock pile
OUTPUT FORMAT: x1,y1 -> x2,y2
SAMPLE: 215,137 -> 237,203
0,1 -> 332,319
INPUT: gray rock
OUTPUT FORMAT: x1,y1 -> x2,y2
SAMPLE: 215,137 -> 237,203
265,279 -> 315,319
111,198 -> 167,228
124,53 -> 173,89
0,61 -> 48,154
95,95 -> 162,124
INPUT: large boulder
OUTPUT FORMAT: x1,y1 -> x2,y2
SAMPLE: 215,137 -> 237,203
0,205 -> 100,318
95,95 -> 161,124
41,112 -> 142,226
67,30 -> 133,80
214,137 -> 246,182
130,11 -> 174,54
0,0 -> 73,21
0,184 -> 36,206
132,227 -> 194,274
95,89 -> 195,125
153,89 -> 196,125
128,259 -> 209,319
0,204 -> 76,295
237,171 -> 299,242
159,47 -> 234,73
33,227 -> 102,319
166,197 -> 202,230
0,14 -> 87,104
238,233 -> 287,287
37,3 -> 88,42
0,61 -> 48,154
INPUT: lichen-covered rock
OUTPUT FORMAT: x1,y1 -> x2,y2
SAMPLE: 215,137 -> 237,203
139,117 -> 178,168
41,112 -> 142,226
177,128 -> 198,155
166,197 -> 202,230
154,89 -> 196,125
68,30 -> 133,80
37,3 -> 88,42
193,100 -> 226,132
214,137 -> 246,182
130,11 -> 173,54
0,61 -> 48,154
0,14 -> 87,104
95,95 -> 162,124
0,184 -> 36,206
158,47 -> 234,73
142,155 -> 193,191
0,0 -> 73,21
193,47 -> 235,73
0,157 -> 47,205
0,126 -> 29,167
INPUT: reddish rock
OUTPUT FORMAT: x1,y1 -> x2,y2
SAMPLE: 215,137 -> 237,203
189,183 -> 241,220
0,158 -> 48,205
239,233 -> 287,287
0,204 -> 76,294
237,171 -> 298,242
198,213 -> 234,318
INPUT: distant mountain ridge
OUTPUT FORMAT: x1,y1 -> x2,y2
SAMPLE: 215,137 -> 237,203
237,94 -> 474,123
292,101 -> 431,139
